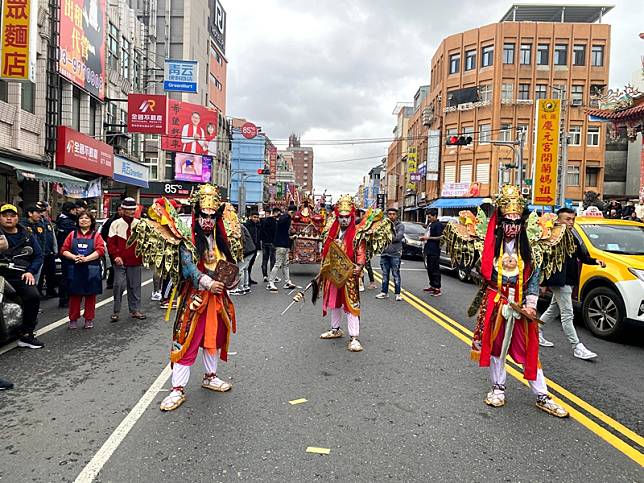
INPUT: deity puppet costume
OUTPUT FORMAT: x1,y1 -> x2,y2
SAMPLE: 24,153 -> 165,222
313,195 -> 393,352
128,184 -> 243,411
443,185 -> 575,417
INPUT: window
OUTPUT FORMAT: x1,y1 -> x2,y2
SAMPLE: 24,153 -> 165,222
587,126 -> 600,146
520,44 -> 531,64
537,44 -> 549,65
449,53 -> 460,74
503,43 -> 515,64
535,84 -> 547,100
481,45 -> 494,67
478,123 -> 491,144
569,125 -> 582,146
89,98 -> 97,136
586,167 -> 600,187
476,163 -> 490,183
446,127 -> 457,138
0,80 -> 8,102
72,87 -> 81,131
21,83 -> 34,113
460,164 -> 473,183
591,45 -> 604,66
571,85 -> 584,106
501,83 -> 513,102
165,154 -> 174,180
518,83 -> 530,100
149,164 -> 158,180
465,50 -> 476,71
121,37 -> 130,79
444,165 -> 456,183
500,123 -> 512,142
552,84 -> 566,99
554,44 -> 568,65
133,51 -> 141,90
573,45 -> 586,66
479,84 -> 492,102
567,165 -> 580,186
108,23 -> 119,68
463,125 -> 474,139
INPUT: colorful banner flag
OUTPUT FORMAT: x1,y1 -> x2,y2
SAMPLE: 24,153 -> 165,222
532,99 -> 561,206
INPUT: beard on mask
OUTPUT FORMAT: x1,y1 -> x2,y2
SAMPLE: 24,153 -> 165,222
198,216 -> 215,233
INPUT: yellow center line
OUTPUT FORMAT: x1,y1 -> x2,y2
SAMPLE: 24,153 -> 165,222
372,272 -> 644,466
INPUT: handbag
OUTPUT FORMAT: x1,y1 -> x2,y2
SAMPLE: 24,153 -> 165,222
212,259 -> 240,290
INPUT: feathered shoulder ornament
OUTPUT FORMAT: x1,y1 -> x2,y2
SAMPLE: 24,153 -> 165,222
355,208 -> 394,259
222,202 -> 243,263
526,212 -> 576,280
442,207 -> 489,269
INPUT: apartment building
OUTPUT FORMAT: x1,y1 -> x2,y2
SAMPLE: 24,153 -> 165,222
287,134 -> 314,193
385,103 -> 413,210
426,4 -> 612,202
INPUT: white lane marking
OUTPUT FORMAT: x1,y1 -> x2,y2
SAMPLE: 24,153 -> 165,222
74,364 -> 171,483
0,278 -> 153,356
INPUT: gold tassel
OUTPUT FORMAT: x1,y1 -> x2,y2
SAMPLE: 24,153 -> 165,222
165,283 -> 179,321
470,350 -> 481,362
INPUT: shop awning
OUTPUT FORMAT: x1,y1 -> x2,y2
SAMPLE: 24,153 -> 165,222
427,197 -> 489,209
0,157 -> 88,187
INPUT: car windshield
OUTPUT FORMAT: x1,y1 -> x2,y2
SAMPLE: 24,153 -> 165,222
403,223 -> 426,235
579,224 -> 644,255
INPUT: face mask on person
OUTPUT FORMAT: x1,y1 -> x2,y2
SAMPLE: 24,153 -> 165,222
198,214 -> 216,233
502,218 -> 522,239
338,215 -> 351,228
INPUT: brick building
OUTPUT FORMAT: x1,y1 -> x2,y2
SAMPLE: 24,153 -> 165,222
287,134 -> 314,193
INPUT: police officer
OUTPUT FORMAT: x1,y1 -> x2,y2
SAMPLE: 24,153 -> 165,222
21,204 -> 46,286
0,203 -> 44,349
36,201 -> 58,297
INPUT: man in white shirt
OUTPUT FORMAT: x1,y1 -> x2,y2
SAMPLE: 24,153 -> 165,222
181,112 -> 205,154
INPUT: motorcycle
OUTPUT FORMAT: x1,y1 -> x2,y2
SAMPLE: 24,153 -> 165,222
0,247 -> 33,345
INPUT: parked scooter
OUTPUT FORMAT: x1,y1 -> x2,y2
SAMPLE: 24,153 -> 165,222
0,247 -> 33,345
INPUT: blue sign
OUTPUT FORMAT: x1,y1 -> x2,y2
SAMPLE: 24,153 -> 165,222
164,59 -> 198,93
112,156 -> 149,188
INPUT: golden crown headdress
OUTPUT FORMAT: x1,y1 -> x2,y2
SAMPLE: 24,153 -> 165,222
495,184 -> 527,216
190,183 -> 221,211
335,194 -> 355,215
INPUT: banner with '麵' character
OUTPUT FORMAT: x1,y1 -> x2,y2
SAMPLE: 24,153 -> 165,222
58,0 -> 106,100
162,99 -> 220,156
1,0 -> 38,82
532,99 -> 561,206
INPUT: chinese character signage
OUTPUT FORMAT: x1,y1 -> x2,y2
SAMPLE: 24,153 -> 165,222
56,126 -> 113,177
58,0 -> 106,99
533,99 -> 561,206
440,182 -> 481,198
164,59 -> 198,93
162,99 -> 219,154
127,94 -> 168,134
1,0 -> 38,82
406,147 -> 418,190
268,145 -> 277,185
208,0 -> 226,54
175,153 -> 213,183
113,156 -> 149,188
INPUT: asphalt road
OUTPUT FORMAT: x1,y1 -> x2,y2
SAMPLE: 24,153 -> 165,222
1,259 -> 642,482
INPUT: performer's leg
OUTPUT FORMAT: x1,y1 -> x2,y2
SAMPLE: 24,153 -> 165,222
202,349 -> 232,392
484,356 -> 506,407
171,363 -> 191,387
528,368 -> 548,396
531,367 -> 568,417
320,308 -> 344,339
346,313 -> 363,351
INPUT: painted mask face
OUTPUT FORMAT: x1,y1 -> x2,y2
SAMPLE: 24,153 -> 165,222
198,213 -> 216,233
338,214 -> 351,228
502,213 -> 522,239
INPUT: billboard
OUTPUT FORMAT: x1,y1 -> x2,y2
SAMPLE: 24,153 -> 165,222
532,99 -> 561,206
162,99 -> 219,155
209,0 -> 226,54
164,59 -> 198,93
175,153 -> 213,183
56,126 -> 113,177
127,94 -> 168,134
0,0 -> 38,82
58,0 -> 106,100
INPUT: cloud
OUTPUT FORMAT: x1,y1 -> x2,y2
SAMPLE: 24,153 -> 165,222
225,0 -> 643,200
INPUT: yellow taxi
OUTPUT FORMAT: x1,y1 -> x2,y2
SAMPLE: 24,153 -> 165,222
572,209 -> 644,339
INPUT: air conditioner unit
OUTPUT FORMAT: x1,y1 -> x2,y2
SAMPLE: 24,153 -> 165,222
521,187 -> 530,196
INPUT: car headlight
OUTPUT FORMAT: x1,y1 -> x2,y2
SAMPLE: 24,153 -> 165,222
628,268 -> 644,283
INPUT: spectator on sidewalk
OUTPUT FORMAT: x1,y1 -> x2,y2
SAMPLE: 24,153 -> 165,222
107,198 -> 145,322
60,212 -> 105,329
376,208 -> 404,301
635,198 -> 644,222
260,208 -> 278,282
230,222 -> 256,295
101,204 -> 124,290
0,203 -> 44,348
36,201 -> 58,298
420,208 -> 444,297
244,211 -> 261,285
267,205 -> 296,292
56,201 -> 79,308
539,207 -> 605,360
21,204 -> 46,286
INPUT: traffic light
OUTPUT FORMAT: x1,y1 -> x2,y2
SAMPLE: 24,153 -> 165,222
257,168 -> 270,175
446,135 -> 473,146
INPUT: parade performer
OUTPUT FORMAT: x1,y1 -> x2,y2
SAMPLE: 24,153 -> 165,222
443,185 -> 575,417
312,195 -> 392,352
128,184 -> 243,411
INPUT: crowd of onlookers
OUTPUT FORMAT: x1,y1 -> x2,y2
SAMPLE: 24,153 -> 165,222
602,199 -> 644,221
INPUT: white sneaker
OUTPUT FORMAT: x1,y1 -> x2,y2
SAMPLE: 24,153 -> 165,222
539,334 -> 554,347
348,337 -> 363,352
274,277 -> 281,283
266,283 -> 278,292
202,374 -> 232,392
395,294 -> 403,301
283,281 -> 296,289
151,291 -> 162,301
573,343 -> 597,360
375,293 -> 389,299
228,288 -> 244,296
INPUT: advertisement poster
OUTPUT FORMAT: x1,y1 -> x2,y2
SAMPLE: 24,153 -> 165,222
532,99 -> 561,206
58,0 -> 106,100
175,153 -> 213,183
56,126 -> 113,176
0,0 -> 38,82
127,94 -> 168,134
208,0 -> 226,54
440,182 -> 480,198
162,99 -> 219,154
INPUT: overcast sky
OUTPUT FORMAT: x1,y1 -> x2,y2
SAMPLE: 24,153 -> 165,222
225,0 -> 643,201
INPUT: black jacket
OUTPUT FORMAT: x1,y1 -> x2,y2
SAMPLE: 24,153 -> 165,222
244,220 -> 260,249
273,214 -> 292,248
543,236 -> 597,287
55,212 -> 77,249
260,217 -> 277,244
1,224 -> 43,276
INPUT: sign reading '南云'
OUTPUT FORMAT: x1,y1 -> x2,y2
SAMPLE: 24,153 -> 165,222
164,59 -> 198,93
532,99 -> 561,206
